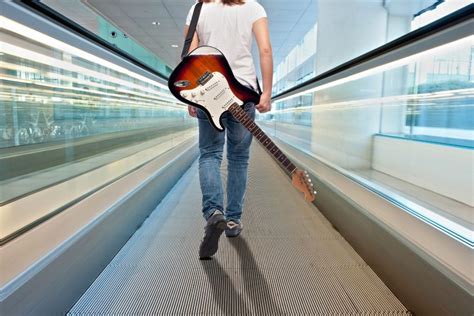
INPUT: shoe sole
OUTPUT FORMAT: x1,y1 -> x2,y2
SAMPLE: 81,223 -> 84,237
225,227 -> 243,238
199,216 -> 227,259
225,231 -> 242,238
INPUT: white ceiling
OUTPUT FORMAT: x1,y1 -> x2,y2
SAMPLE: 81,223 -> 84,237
82,0 -> 317,71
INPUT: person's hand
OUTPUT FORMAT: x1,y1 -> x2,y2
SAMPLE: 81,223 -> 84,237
188,105 -> 197,117
256,92 -> 271,113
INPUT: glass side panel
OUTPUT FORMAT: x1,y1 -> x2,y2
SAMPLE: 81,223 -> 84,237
259,35 -> 474,246
272,0 -> 473,96
0,15 -> 195,204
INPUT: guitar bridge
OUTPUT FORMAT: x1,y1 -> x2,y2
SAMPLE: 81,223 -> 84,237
198,71 -> 213,86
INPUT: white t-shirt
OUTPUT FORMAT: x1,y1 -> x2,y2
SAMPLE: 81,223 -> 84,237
186,0 -> 267,90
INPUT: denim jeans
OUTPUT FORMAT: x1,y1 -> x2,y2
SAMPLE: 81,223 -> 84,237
197,102 -> 255,222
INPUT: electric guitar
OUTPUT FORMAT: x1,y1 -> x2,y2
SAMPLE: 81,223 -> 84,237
168,46 -> 316,202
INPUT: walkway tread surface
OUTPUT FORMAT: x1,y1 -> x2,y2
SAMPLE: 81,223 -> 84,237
69,144 -> 410,315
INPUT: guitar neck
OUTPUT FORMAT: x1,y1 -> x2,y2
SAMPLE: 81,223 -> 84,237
228,103 -> 297,175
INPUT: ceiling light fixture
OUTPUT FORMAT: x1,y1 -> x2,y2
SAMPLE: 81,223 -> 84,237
171,44 -> 179,48
152,21 -> 160,25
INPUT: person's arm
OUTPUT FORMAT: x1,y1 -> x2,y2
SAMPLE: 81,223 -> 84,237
183,26 -> 200,117
253,17 -> 273,113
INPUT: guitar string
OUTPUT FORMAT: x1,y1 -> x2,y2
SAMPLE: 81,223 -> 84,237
229,103 -> 297,175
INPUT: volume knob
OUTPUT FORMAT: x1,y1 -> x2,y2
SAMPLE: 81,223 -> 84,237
191,92 -> 197,97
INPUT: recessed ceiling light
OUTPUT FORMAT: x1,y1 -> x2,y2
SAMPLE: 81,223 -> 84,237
171,44 -> 179,48
152,21 -> 160,25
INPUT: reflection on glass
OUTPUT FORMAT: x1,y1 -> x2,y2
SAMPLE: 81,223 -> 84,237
0,16 -> 195,203
259,35 -> 474,245
272,0 -> 472,95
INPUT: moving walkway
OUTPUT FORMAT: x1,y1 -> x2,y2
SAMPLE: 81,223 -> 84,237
1,1 -> 472,315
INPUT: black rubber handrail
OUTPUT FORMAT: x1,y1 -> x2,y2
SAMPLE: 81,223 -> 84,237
15,0 -> 169,82
272,4 -> 474,100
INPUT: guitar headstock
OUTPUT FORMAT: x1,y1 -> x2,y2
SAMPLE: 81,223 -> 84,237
291,169 -> 316,202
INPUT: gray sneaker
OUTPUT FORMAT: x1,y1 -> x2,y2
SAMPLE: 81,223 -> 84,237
199,210 -> 227,259
225,220 -> 243,238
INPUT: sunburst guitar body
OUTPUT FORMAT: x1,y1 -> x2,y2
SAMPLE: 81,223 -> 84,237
169,46 -> 316,202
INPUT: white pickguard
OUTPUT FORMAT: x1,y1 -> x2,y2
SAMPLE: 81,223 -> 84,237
180,72 -> 243,131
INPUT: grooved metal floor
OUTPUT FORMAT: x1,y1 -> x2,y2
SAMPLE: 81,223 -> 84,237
69,144 -> 410,315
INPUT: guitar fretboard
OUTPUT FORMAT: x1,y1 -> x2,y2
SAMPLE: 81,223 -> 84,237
228,103 -> 296,174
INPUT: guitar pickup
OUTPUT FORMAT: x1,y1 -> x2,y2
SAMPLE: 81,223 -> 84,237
198,71 -> 213,86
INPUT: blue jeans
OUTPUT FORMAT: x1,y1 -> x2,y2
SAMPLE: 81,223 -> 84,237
197,102 -> 255,222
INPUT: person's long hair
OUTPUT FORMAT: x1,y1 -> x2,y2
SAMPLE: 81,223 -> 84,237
201,0 -> 245,5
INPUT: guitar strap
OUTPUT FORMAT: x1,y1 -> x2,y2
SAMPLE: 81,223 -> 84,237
256,77 -> 262,95
181,0 -> 262,96
181,1 -> 203,59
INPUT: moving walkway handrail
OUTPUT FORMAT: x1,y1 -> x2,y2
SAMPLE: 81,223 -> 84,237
271,4 -> 474,102
15,0 -> 169,82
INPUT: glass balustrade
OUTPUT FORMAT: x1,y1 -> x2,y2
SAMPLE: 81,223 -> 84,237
259,35 -> 474,246
0,15 -> 196,204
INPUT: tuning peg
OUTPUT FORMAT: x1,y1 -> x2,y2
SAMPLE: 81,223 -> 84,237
310,183 -> 313,187
308,179 -> 312,183
313,191 -> 317,194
